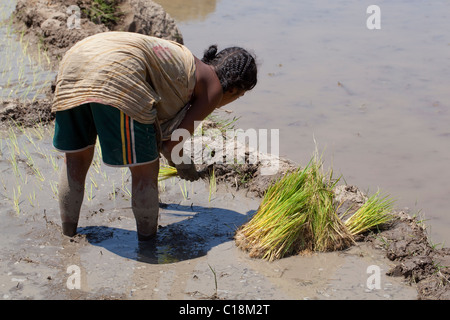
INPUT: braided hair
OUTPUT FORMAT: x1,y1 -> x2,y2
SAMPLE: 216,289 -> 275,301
201,45 -> 257,93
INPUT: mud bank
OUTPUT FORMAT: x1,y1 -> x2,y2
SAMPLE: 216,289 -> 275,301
0,98 -> 54,128
0,0 -> 449,301
12,0 -> 183,70
335,186 -> 450,300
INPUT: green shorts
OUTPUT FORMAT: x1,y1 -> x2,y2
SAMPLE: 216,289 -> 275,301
53,103 -> 159,167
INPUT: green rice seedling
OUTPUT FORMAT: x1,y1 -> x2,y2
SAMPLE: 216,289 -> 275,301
92,142 -> 108,181
21,83 -> 33,100
122,183 -> 132,199
204,114 -> 240,134
0,177 -> 6,192
91,157 -> 101,174
31,124 -> 46,141
22,146 -> 45,182
95,138 -> 102,156
29,157 -> 45,182
120,169 -> 134,197
49,180 -> 58,199
20,124 -> 35,141
90,175 -> 98,189
158,164 -> 178,181
7,146 -> 21,181
235,155 -> 353,261
158,178 -> 166,192
86,183 -> 95,201
208,264 -> 219,299
208,168 -> 216,202
179,180 -> 189,200
111,181 -> 117,203
343,191 -> 395,236
7,127 -> 20,155
27,189 -> 36,207
12,185 -> 22,215
100,167 -> 108,181
48,153 -> 60,173
0,10 -> 55,100
120,168 -> 128,195
92,141 -> 102,173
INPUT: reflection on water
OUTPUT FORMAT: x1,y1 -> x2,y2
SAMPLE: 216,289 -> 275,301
160,0 -> 450,246
153,0 -> 218,22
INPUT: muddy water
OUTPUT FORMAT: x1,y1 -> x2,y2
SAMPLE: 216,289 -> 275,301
0,1 -> 439,300
155,0 -> 450,246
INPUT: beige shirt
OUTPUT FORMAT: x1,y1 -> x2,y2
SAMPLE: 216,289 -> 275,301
52,32 -> 196,124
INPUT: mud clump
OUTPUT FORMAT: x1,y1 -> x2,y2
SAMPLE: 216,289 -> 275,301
198,160 -> 297,196
193,120 -> 299,196
13,0 -> 183,69
336,186 -> 450,299
367,211 -> 450,300
0,98 -> 54,128
118,0 -> 183,43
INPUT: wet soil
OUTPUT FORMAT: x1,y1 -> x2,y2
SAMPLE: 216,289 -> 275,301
1,104 -> 449,299
0,162 -> 420,300
1,0 -> 449,301
0,98 -> 54,128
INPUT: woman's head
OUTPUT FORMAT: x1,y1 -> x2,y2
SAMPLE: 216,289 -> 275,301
202,45 -> 257,94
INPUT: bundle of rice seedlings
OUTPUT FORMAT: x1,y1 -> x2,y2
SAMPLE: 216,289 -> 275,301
343,191 -> 395,236
235,156 -> 354,261
158,164 -> 178,181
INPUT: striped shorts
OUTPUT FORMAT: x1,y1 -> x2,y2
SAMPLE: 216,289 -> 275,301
53,103 -> 159,167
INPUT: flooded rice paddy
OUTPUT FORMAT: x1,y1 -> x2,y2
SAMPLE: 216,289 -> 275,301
155,0 -> 450,246
0,0 -> 448,300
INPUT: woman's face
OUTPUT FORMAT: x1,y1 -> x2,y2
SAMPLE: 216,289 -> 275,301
217,88 -> 246,108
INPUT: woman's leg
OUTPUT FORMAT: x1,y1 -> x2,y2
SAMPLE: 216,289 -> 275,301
129,159 -> 160,241
58,146 -> 95,236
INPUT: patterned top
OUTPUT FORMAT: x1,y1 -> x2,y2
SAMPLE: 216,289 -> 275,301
52,32 -> 196,124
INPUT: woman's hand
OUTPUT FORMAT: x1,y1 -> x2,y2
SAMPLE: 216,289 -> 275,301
161,141 -> 199,182
174,155 -> 200,182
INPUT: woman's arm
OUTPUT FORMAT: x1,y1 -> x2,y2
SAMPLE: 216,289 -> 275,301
162,57 -> 223,162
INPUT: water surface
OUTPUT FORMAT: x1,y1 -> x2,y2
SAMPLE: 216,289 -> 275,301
0,0 -> 54,100
156,0 -> 450,245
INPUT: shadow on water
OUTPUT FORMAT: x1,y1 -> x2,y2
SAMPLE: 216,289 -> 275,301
78,204 -> 256,265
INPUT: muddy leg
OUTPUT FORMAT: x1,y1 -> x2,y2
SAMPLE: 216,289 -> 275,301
58,147 -> 95,237
129,159 -> 160,241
